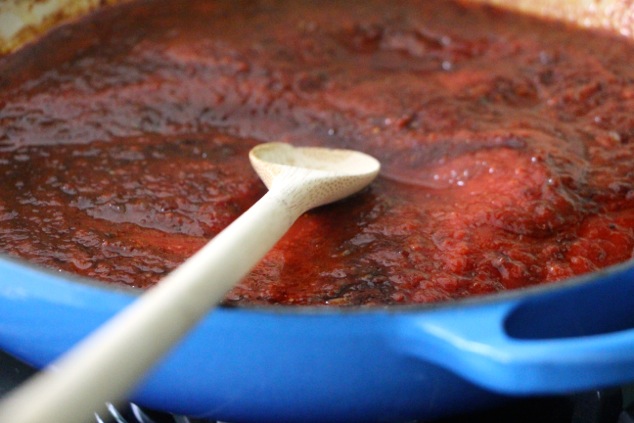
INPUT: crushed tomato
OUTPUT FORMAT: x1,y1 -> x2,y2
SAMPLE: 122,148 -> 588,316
1,0 -> 634,306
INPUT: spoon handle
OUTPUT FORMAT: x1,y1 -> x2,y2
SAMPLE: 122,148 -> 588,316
0,190 -> 300,423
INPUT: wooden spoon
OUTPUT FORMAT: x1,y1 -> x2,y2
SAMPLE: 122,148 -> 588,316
0,142 -> 380,423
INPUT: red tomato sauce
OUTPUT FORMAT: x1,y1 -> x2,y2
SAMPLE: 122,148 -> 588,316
1,0 -> 634,306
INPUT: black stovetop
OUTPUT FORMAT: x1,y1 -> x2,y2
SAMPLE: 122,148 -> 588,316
0,348 -> 631,423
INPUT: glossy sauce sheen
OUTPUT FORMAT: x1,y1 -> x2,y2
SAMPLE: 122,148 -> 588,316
1,0 -> 634,306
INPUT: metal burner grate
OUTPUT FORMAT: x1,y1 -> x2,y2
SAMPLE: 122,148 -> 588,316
95,402 -> 212,423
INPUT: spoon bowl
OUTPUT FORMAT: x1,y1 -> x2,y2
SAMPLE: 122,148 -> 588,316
0,142 -> 380,423
250,142 -> 381,211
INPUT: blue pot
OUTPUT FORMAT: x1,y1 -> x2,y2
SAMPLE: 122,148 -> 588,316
1,255 -> 634,422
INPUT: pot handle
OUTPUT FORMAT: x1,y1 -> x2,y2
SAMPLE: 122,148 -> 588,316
395,267 -> 634,395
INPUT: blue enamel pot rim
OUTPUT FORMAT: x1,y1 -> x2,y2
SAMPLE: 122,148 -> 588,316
0,251 -> 623,310
3,251 -> 634,421
0,249 -> 631,314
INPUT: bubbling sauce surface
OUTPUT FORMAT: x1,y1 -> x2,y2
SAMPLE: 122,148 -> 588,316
1,0 -> 634,306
